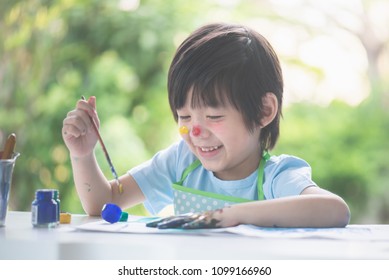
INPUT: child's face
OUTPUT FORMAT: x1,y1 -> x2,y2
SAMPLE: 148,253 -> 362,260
177,93 -> 262,180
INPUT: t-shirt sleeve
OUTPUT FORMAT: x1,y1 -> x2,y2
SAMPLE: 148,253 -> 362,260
264,155 -> 318,199
128,144 -> 177,215
128,141 -> 193,215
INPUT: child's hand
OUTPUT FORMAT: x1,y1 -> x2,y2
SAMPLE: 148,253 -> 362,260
62,96 -> 100,158
146,208 -> 235,229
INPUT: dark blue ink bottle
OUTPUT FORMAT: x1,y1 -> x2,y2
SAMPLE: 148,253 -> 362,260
31,189 -> 59,228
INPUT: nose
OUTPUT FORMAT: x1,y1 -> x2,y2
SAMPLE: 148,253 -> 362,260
191,125 -> 201,137
179,125 -> 205,137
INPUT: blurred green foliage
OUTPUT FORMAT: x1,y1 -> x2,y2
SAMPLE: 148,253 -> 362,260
1,0 -> 388,222
273,97 -> 389,222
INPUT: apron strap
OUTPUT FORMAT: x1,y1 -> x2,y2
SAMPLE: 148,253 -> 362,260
257,151 -> 270,200
177,159 -> 201,185
177,152 -> 270,200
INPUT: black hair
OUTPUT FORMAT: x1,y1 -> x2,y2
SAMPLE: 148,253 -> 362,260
168,23 -> 283,151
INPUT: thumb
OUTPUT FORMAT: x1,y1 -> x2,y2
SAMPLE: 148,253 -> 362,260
87,96 -> 100,127
88,96 -> 96,110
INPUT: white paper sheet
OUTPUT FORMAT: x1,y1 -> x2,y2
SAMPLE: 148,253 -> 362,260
75,216 -> 389,241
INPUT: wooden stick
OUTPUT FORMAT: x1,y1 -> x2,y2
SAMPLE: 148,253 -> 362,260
1,133 -> 16,160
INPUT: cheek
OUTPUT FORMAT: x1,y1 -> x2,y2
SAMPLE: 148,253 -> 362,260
179,130 -> 190,142
209,121 -> 241,140
212,122 -> 255,144
178,124 -> 191,142
208,122 -> 225,134
178,125 -> 189,135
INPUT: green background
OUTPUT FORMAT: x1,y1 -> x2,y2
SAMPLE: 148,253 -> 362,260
1,0 -> 388,223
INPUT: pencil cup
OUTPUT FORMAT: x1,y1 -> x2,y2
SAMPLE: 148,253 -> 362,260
0,152 -> 20,227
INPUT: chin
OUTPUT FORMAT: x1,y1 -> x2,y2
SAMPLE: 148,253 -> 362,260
198,161 -> 222,173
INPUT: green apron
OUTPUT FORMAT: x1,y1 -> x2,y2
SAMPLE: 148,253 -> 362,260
172,152 -> 270,215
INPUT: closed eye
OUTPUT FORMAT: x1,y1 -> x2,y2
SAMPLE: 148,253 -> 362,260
178,115 -> 191,121
207,115 -> 224,120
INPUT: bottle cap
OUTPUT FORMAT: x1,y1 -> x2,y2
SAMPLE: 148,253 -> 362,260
35,189 -> 55,200
101,203 -> 128,223
119,211 -> 128,222
59,212 -> 71,224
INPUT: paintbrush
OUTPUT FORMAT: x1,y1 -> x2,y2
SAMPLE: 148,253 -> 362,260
81,96 -> 123,193
1,133 -> 16,160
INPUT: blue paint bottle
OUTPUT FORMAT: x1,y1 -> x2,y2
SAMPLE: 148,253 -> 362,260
31,189 -> 58,228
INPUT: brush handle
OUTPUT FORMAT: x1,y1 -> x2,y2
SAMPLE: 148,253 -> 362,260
81,96 -> 120,181
1,133 -> 16,160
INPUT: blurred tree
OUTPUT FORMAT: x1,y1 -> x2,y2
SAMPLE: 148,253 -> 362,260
261,0 -> 389,222
0,0 -> 211,215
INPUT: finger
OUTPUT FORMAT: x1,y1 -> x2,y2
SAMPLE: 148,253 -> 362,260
182,213 -> 221,229
77,98 -> 96,118
157,217 -> 192,229
79,97 -> 101,129
66,108 -> 91,124
146,213 -> 198,228
88,96 -> 96,110
157,213 -> 200,229
62,123 -> 85,138
63,111 -> 90,137
146,217 -> 172,228
145,215 -> 183,227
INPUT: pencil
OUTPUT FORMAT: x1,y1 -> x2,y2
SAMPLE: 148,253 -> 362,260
81,96 -> 123,194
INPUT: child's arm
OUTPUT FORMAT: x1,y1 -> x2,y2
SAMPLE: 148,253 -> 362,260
68,152 -> 145,215
219,187 -> 350,228
62,97 -> 145,215
150,187 -> 350,229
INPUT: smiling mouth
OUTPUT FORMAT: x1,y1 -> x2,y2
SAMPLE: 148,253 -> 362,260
198,145 -> 223,152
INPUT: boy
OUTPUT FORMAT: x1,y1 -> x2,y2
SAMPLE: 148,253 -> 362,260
62,23 -> 350,228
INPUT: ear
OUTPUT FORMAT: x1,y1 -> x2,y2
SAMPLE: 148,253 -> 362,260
260,92 -> 278,128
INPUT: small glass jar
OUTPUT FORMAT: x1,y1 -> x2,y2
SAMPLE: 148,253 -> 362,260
31,189 -> 59,228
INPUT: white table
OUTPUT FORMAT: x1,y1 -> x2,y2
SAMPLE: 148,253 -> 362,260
1,211 -> 389,260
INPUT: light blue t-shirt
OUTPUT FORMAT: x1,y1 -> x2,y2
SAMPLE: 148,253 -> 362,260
129,140 -> 317,215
